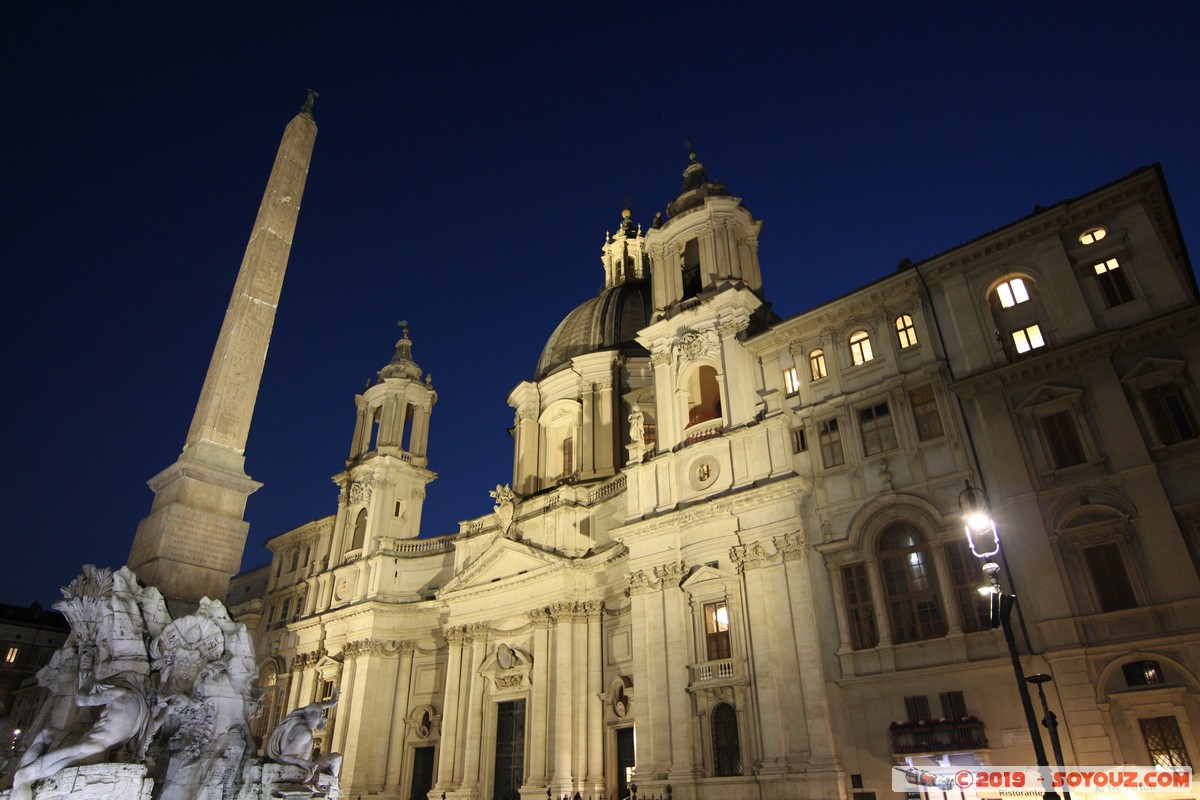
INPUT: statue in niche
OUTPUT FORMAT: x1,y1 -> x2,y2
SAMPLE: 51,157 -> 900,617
628,407 -> 645,447
265,689 -> 344,783
490,484 -> 518,538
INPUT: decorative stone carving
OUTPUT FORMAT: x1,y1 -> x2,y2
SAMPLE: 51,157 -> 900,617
628,407 -> 645,448
490,484 -> 518,538
264,690 -> 343,783
2,565 -> 330,800
674,329 -> 718,369
627,570 -> 659,595
347,481 -> 370,505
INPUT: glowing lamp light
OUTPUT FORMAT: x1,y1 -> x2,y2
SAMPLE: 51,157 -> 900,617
959,481 -> 1000,558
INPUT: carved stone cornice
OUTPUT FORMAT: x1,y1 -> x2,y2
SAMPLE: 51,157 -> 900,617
730,542 -> 779,571
654,560 -> 687,585
650,350 -> 673,367
528,608 -> 554,629
444,625 -> 470,646
773,530 -> 806,559
627,569 -> 659,595
717,318 -> 748,339
468,622 -> 492,640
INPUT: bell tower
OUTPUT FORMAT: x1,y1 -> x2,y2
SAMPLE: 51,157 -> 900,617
643,148 -> 763,319
328,324 -> 437,568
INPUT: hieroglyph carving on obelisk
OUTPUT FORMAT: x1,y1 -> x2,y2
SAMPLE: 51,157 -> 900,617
128,95 -> 318,603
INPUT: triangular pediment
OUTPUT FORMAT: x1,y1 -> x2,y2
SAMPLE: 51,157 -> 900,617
1121,357 -> 1186,384
441,538 -> 567,593
1014,383 -> 1082,411
680,563 -> 731,591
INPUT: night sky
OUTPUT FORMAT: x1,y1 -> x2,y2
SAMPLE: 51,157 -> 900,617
5,3 -> 1199,607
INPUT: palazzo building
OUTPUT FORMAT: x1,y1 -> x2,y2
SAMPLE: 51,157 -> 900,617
231,158 -> 1200,800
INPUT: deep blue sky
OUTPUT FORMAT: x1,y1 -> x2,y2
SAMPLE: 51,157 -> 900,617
4,3 -> 1198,606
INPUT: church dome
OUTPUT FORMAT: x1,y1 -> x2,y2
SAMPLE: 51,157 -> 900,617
535,279 -> 651,379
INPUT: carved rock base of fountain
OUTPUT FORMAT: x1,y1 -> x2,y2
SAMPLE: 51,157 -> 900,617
12,764 -> 153,800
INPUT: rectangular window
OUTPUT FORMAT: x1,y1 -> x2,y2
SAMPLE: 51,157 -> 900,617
1093,257 -> 1134,306
841,564 -> 877,650
1038,410 -> 1086,468
790,426 -> 808,453
1144,384 -> 1198,445
904,695 -> 931,724
1085,543 -> 1137,612
4,646 -> 18,664
1012,324 -> 1045,353
945,541 -> 991,633
277,598 -> 292,629
859,402 -> 898,455
703,600 -> 731,660
1123,660 -> 1164,687
940,690 -> 968,720
908,385 -> 944,441
561,436 -> 574,479
783,367 -> 800,396
1139,716 -> 1193,768
818,418 -> 844,467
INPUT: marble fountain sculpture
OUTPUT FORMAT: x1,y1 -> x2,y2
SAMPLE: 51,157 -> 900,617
0,566 -> 341,800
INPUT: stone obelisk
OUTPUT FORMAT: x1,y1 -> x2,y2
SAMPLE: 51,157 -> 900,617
128,95 -> 318,603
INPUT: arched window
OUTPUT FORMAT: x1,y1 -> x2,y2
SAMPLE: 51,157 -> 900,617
991,276 -> 1045,355
809,349 -> 827,381
350,509 -> 368,551
895,315 -> 918,348
686,365 -> 722,426
711,703 -> 742,776
1079,226 -> 1107,245
849,330 -> 874,365
877,523 -> 946,643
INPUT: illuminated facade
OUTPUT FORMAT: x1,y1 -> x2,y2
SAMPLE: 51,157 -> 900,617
233,162 -> 1200,800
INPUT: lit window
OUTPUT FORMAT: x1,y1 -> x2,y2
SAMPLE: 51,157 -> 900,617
895,315 -> 918,348
1093,257 -> 1134,306
1079,226 -> 1107,245
877,524 -> 946,643
809,349 -> 827,381
1122,660 -> 1165,687
908,385 -> 944,441
841,564 -> 877,649
4,646 -> 18,664
849,330 -> 874,365
818,418 -> 844,467
703,601 -> 731,660
350,509 -> 368,550
859,402 -> 898,455
1012,324 -> 1045,353
996,278 -> 1030,308
783,367 -> 800,396
1139,716 -> 1193,768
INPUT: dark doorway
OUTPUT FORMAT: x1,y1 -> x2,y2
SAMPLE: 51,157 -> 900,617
493,699 -> 526,800
409,746 -> 435,800
615,726 -> 635,800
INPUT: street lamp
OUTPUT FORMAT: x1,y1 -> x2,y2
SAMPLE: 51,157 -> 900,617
958,481 -> 1058,800
1027,674 -> 1071,800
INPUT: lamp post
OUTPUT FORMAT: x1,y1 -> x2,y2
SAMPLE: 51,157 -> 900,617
1027,674 -> 1071,800
959,481 -> 1058,800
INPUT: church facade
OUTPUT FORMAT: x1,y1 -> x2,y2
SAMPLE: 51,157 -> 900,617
232,159 -> 1200,800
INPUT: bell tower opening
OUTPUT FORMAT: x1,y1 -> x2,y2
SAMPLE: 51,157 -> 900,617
686,365 -> 722,426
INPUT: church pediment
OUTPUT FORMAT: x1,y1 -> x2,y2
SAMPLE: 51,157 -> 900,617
441,538 -> 565,592
1014,383 -> 1082,411
680,563 -> 729,591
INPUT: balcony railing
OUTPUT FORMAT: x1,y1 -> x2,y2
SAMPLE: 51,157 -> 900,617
889,719 -> 988,755
689,658 -> 738,685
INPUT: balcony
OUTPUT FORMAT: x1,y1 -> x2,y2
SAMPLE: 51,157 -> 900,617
889,718 -> 988,755
687,658 -> 746,689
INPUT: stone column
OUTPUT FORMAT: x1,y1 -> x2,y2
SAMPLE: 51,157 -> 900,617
384,641 -> 416,789
458,625 -> 489,798
551,603 -> 575,790
660,562 -> 696,779
528,609 -> 552,787
581,382 -> 597,479
629,569 -> 666,776
864,559 -> 892,646
778,532 -> 837,764
333,644 -> 359,758
594,374 -> 615,475
585,602 -> 604,789
433,627 -> 466,794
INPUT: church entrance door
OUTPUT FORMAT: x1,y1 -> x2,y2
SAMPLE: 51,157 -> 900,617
493,699 -> 526,800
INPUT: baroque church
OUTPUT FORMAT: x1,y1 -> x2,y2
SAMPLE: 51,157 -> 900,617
230,153 -> 1200,800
